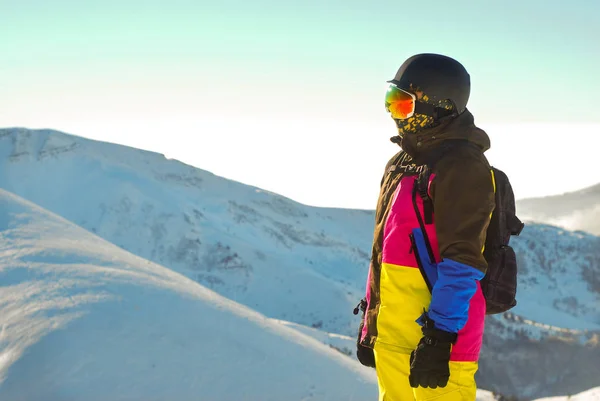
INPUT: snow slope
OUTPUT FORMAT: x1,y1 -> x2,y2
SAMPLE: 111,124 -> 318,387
517,183 -> 600,236
4,187 -> 591,401
1,127 -> 599,400
0,189 -> 378,400
0,127 -> 373,337
534,387 -> 600,401
505,224 -> 600,334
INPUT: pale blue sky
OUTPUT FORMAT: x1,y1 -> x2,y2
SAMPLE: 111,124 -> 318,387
2,0 -> 599,208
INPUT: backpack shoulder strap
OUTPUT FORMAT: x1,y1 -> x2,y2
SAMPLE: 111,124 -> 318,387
417,167 -> 434,224
490,166 -> 525,237
413,168 -> 436,265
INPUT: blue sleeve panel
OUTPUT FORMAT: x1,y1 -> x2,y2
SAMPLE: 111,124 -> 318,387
428,258 -> 485,333
412,228 -> 485,333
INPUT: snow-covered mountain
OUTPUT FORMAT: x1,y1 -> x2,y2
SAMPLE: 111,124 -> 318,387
0,127 -> 373,336
0,188 -> 378,400
517,183 -> 600,236
1,127 -> 599,400
4,187 -> 592,401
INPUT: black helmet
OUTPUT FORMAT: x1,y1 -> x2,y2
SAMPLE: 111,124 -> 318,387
388,53 -> 471,116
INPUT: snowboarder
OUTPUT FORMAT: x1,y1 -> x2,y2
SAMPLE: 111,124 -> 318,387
357,53 -> 496,401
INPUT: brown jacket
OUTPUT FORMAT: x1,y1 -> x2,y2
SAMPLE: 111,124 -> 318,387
360,109 -> 495,348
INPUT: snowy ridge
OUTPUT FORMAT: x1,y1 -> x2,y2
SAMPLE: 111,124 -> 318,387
517,183 -> 600,236
1,127 -> 373,336
1,127 -> 599,400
0,188 -> 377,400
506,224 -> 600,335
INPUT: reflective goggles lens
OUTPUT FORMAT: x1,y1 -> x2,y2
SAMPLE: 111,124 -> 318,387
385,85 -> 416,119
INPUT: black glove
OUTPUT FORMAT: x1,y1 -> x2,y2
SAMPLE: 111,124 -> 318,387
409,313 -> 457,389
357,339 -> 376,368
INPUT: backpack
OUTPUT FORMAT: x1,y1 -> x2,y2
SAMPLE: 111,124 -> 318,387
416,164 -> 525,315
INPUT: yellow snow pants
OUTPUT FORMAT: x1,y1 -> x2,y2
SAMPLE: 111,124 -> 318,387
373,343 -> 478,401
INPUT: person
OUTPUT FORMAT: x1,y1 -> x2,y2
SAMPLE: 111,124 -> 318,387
357,53 -> 496,401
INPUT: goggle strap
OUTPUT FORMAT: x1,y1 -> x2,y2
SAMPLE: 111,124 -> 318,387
414,102 -> 456,120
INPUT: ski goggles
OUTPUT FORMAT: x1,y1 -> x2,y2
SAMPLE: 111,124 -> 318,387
385,84 -> 416,119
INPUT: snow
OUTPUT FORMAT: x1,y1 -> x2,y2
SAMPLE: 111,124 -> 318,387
534,387 -> 600,401
506,224 -> 600,335
0,127 -> 374,337
1,127 -> 599,399
4,127 -> 597,341
0,189 -> 377,400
